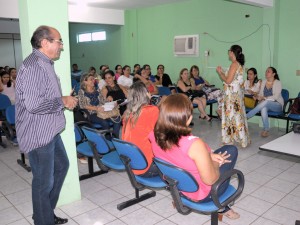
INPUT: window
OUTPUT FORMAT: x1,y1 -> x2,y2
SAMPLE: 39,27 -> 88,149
77,31 -> 106,43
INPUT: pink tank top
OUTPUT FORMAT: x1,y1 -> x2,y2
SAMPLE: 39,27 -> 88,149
149,132 -> 212,201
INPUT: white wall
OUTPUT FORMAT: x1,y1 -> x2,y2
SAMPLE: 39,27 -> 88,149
0,0 -> 124,34
0,34 -> 22,69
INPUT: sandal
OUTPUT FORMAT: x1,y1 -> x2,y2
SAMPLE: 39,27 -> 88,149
54,215 -> 68,224
218,206 -> 240,221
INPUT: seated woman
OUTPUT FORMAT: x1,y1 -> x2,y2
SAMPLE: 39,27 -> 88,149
102,70 -> 127,115
114,64 -> 122,81
117,65 -> 133,89
190,65 -> 223,117
122,81 -> 159,177
244,67 -> 261,95
134,66 -> 159,95
78,72 -> 121,138
247,67 -> 284,137
177,68 -> 211,122
9,68 -> 17,84
149,93 -> 239,220
0,71 -> 15,104
155,64 -> 176,94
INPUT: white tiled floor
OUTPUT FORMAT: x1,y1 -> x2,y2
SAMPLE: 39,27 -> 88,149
1,116 -> 300,225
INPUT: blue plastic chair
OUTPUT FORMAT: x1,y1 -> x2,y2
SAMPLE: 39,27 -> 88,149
267,89 -> 289,117
154,158 -> 244,225
158,86 -> 172,96
78,126 -> 124,180
0,94 -> 12,147
112,138 -> 167,210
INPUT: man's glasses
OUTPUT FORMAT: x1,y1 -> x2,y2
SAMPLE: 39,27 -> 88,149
50,39 -> 64,45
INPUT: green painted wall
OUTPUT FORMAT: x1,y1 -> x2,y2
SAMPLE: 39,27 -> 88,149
69,23 -> 123,73
123,0 -> 265,86
275,0 -> 300,98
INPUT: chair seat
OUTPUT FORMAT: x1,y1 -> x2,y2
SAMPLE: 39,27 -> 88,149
289,114 -> 300,120
135,175 -> 167,188
101,151 -> 125,171
267,111 -> 284,117
207,99 -> 217,104
77,142 -> 93,157
181,185 -> 237,212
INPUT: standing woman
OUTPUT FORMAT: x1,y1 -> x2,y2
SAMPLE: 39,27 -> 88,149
216,45 -> 250,148
177,68 -> 211,122
246,67 -> 283,137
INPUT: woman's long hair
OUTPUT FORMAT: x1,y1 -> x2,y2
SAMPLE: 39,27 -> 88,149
123,81 -> 150,128
0,71 -> 12,87
247,67 -> 259,83
268,66 -> 280,80
230,45 -> 245,66
80,72 -> 95,91
154,94 -> 193,150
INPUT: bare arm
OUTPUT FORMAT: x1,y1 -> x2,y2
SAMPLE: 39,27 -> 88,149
188,139 -> 220,185
216,62 -> 239,84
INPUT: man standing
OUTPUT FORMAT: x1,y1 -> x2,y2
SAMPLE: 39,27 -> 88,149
16,26 -> 78,225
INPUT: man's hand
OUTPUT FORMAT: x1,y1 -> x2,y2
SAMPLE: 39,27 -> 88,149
62,96 -> 78,110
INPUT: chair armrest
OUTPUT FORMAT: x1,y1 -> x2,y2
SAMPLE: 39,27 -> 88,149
75,121 -> 93,128
210,169 -> 244,209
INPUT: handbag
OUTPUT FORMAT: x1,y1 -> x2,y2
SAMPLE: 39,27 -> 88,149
97,101 -> 120,120
244,96 -> 257,108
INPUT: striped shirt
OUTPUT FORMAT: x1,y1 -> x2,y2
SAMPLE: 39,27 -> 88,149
15,49 -> 65,153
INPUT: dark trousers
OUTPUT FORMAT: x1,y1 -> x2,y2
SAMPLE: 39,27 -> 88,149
90,113 -> 121,138
200,145 -> 238,203
28,135 -> 69,225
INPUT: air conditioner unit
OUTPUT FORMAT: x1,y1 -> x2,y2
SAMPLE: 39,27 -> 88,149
229,0 -> 273,8
174,35 -> 199,56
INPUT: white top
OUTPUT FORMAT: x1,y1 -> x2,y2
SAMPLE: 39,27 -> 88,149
98,79 -> 106,91
117,75 -> 133,88
1,84 -> 15,104
244,80 -> 261,94
259,79 -> 284,107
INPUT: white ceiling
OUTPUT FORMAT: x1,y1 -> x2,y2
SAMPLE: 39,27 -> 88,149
68,0 -> 189,10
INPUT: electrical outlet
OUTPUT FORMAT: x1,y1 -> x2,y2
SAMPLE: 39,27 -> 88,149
296,70 -> 300,76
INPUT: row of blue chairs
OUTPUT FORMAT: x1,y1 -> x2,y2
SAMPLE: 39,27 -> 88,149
245,90 -> 300,133
157,86 -> 218,118
75,123 -> 244,225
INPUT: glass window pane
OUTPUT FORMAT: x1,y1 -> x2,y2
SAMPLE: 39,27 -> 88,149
78,33 -> 91,42
92,31 -> 106,41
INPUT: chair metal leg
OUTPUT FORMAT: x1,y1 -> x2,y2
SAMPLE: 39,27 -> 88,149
117,188 -> 156,210
17,153 -> 31,172
79,157 -> 108,181
211,212 -> 219,225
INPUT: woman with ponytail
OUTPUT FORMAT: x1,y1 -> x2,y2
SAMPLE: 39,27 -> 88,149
216,45 -> 250,148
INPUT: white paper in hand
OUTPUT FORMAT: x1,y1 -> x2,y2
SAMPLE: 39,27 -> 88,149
103,101 -> 115,111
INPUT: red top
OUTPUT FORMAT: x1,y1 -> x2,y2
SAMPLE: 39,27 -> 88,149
149,132 -> 212,201
122,105 -> 159,175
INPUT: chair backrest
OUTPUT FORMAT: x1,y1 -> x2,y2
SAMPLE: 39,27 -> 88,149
0,94 -> 12,111
158,86 -> 171,96
154,158 -> 199,193
81,126 -> 112,154
282,89 -> 289,103
74,123 -> 85,144
5,105 -> 15,125
112,138 -> 148,170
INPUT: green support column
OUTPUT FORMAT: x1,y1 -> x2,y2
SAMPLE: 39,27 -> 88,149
18,0 -> 81,205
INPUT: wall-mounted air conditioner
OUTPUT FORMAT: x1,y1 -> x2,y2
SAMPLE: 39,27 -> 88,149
228,0 -> 273,8
174,34 -> 199,56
